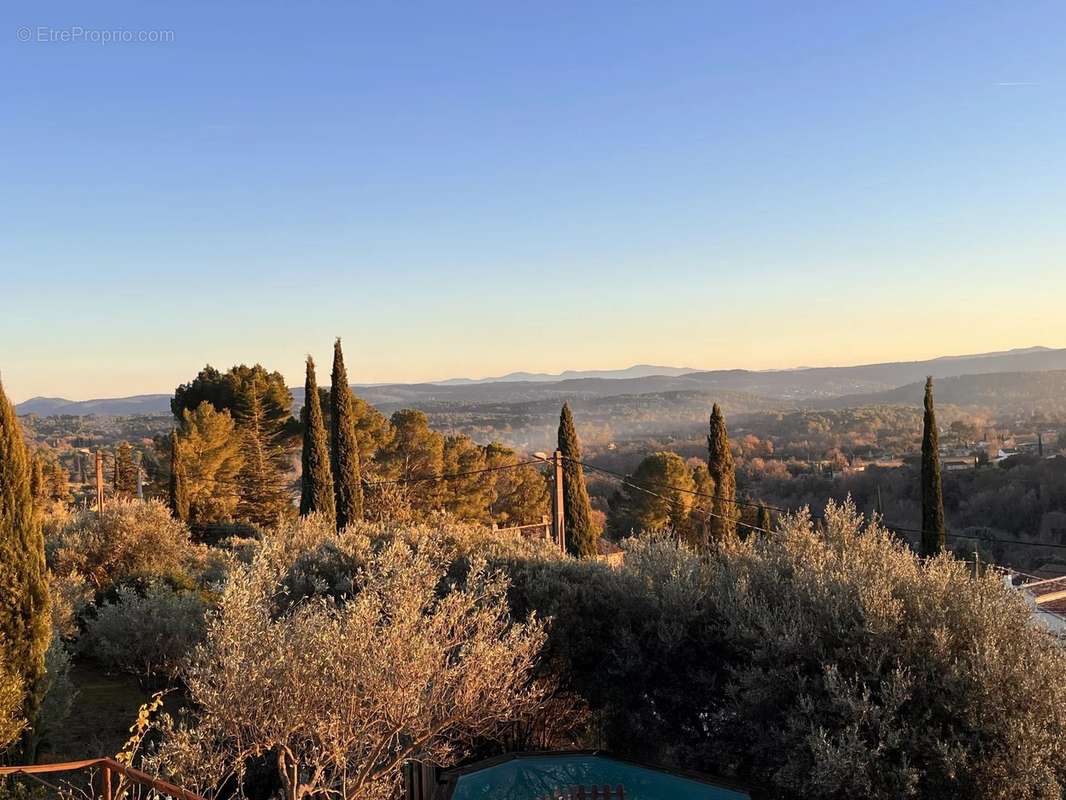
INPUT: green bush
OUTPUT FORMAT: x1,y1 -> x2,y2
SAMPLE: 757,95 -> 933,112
82,582 -> 207,680
24,634 -> 76,759
509,502 -> 1066,799
46,499 -> 198,593
701,501 -> 1066,798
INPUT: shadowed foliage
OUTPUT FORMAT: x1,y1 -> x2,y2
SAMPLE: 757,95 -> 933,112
330,339 -> 363,529
0,380 -> 50,744
707,403 -> 737,543
558,404 -> 596,558
921,377 -> 945,556
300,357 -> 335,523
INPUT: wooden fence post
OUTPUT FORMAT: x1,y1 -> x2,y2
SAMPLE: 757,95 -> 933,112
101,763 -> 112,800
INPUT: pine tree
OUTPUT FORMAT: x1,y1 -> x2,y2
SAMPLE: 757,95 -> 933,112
330,339 -> 363,530
921,376 -> 946,556
168,431 -> 190,522
300,356 -> 335,522
557,403 -> 597,558
707,403 -> 738,543
377,409 -> 445,514
236,381 -> 290,527
0,380 -> 50,737
178,404 -> 244,523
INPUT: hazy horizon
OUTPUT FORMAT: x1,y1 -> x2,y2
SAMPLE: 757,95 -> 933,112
6,341 -> 1066,405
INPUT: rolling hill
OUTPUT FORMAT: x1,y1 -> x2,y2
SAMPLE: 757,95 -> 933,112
15,346 -> 1066,418
819,370 -> 1066,417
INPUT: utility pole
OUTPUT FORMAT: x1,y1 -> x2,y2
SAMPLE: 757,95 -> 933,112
135,451 -> 144,500
551,449 -> 566,554
94,449 -> 105,517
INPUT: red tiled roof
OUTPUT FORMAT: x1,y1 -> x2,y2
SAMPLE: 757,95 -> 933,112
1023,576 -> 1066,614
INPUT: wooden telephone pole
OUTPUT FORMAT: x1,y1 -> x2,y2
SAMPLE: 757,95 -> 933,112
135,451 -> 144,500
94,449 -> 105,516
551,449 -> 566,554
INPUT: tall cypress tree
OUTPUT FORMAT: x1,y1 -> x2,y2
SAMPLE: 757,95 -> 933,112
757,504 -> 773,533
557,403 -> 597,557
0,380 -> 50,736
29,456 -> 44,504
168,431 -> 190,522
300,356 -> 336,522
113,442 -> 137,497
707,403 -> 738,543
330,338 -> 363,530
921,376 -> 946,556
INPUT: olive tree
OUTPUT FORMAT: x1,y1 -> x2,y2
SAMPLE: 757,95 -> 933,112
702,500 -> 1066,799
47,499 -> 196,592
154,534 -> 555,800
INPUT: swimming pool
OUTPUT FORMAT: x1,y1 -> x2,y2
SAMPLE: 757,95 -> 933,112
446,754 -> 751,800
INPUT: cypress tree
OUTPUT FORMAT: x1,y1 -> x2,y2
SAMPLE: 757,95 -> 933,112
0,380 -> 50,736
168,431 -> 190,522
757,504 -> 773,533
921,376 -> 946,556
300,356 -> 335,522
29,456 -> 44,503
707,403 -> 738,543
557,403 -> 597,558
113,442 -> 137,497
330,338 -> 363,530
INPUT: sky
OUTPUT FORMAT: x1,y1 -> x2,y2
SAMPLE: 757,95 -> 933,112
2,1 -> 1065,403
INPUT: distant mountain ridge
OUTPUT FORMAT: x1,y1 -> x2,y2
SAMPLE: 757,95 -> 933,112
433,364 -> 701,385
15,394 -> 174,417
15,346 -> 1066,417
818,369 -> 1066,413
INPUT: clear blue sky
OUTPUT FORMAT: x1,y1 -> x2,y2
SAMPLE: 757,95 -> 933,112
2,1 -> 1065,402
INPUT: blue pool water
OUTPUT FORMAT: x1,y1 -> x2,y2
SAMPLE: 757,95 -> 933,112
449,754 -> 750,800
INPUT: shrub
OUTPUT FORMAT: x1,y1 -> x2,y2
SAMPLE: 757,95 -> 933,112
507,535 -> 711,762
82,582 -> 207,680
47,499 -> 197,592
153,535 -> 567,800
48,570 -> 93,639
506,502 -> 1066,799
23,634 -> 76,759
699,500 -> 1066,798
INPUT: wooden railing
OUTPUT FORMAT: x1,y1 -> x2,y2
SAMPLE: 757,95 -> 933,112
492,516 -> 553,542
537,786 -> 626,800
0,758 -> 205,800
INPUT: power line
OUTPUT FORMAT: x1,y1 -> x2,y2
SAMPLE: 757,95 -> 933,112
363,459 -> 543,486
573,456 -> 1066,554
574,458 -> 790,515
585,462 -> 776,538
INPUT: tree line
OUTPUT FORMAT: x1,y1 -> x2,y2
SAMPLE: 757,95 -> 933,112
164,341 -> 552,533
